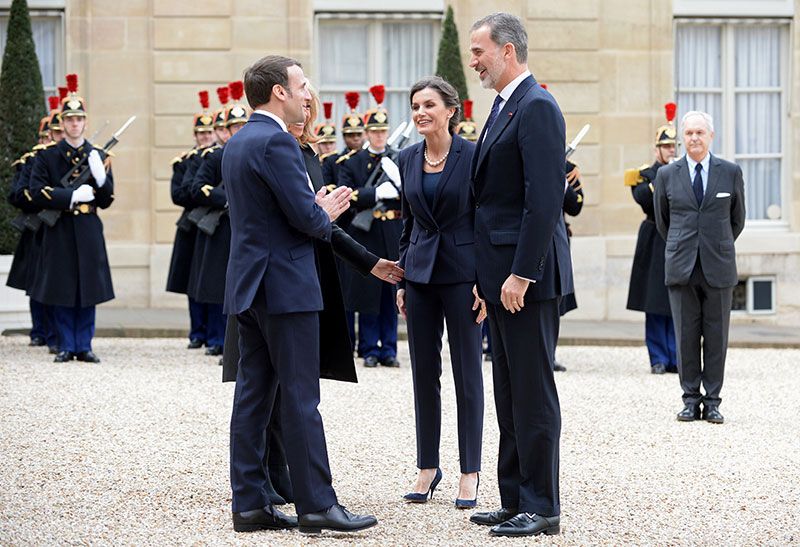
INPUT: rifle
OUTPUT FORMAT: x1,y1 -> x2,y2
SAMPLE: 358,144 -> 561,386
350,120 -> 414,232
565,123 -> 590,160
38,116 -> 136,227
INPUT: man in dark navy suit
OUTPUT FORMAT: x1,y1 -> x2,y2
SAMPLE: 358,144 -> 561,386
466,13 -> 573,537
222,55 -> 377,534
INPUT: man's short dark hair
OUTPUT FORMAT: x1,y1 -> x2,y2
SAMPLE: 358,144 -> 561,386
471,12 -> 528,64
243,55 -> 301,109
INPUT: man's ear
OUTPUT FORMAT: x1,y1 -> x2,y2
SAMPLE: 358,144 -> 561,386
272,84 -> 285,102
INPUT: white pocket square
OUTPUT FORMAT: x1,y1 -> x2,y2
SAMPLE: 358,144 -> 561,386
716,192 -> 731,198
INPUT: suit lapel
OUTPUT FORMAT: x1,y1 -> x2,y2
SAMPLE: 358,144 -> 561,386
432,136 -> 462,214
701,154 -> 722,209
474,75 -> 536,176
410,144 -> 436,223
677,156 -> 698,210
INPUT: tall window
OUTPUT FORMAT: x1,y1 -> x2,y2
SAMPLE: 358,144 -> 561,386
0,10 -> 63,100
316,13 -> 440,146
675,21 -> 790,223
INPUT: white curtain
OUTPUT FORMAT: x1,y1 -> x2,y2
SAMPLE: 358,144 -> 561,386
675,25 -> 724,153
735,26 -> 783,220
0,15 -> 60,100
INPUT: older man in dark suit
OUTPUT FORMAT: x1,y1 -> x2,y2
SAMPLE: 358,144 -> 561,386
654,110 -> 746,425
222,55 -> 377,534
466,12 -> 574,538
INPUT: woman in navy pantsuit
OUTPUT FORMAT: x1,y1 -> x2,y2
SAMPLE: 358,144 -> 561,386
396,77 -> 486,508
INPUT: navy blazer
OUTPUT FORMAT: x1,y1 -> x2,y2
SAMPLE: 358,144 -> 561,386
471,75 -> 574,304
222,113 -> 332,315
398,134 -> 477,286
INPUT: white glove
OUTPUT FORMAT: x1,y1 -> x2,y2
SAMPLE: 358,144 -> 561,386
375,180 -> 400,200
380,157 -> 402,188
88,149 -> 107,187
70,184 -> 95,207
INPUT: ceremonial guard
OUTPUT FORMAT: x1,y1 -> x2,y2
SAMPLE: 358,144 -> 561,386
314,101 -> 338,160
188,81 -> 249,360
28,74 -> 115,363
625,103 -> 679,374
6,95 -> 63,350
455,99 -> 478,142
165,91 -> 216,350
338,85 -> 402,368
321,91 -> 365,187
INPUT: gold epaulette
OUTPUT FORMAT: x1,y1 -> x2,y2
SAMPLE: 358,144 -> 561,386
335,149 -> 358,164
624,165 -> 647,187
186,149 -> 199,158
319,151 -> 336,162
32,143 -> 46,151
201,144 -> 221,158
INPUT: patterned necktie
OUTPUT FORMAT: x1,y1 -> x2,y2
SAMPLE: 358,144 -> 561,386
483,95 -> 504,139
692,163 -> 704,206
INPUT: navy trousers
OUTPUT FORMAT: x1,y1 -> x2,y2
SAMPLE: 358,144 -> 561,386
29,299 -> 57,348
406,281 -> 483,473
645,313 -> 677,368
206,303 -> 226,347
187,297 -> 207,343
487,299 -> 561,517
52,304 -> 95,353
231,299 -> 336,516
359,282 -> 397,360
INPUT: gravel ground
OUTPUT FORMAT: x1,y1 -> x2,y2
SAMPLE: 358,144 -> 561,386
1,335 -> 798,546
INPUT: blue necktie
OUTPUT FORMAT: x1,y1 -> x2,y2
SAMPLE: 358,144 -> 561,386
692,163 -> 704,206
483,95 -> 504,139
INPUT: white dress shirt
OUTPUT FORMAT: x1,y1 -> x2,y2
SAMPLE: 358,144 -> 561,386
686,153 -> 710,193
254,109 -> 287,133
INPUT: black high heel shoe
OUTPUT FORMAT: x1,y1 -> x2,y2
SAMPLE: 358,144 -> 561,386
455,473 -> 479,509
403,468 -> 442,503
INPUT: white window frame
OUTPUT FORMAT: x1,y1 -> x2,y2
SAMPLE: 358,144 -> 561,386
674,18 -> 792,231
746,275 -> 777,314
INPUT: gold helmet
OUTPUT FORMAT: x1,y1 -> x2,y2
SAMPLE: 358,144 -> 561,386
214,86 -> 230,127
341,91 -> 365,134
193,91 -> 215,133
314,101 -> 337,143
225,81 -> 248,127
655,102 -> 677,146
455,99 -> 478,142
61,74 -> 87,118
363,84 -> 389,130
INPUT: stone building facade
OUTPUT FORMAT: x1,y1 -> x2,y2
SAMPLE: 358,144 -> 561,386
2,0 -> 799,326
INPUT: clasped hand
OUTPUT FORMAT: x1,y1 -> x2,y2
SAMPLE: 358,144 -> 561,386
315,185 -> 351,222
500,274 -> 530,314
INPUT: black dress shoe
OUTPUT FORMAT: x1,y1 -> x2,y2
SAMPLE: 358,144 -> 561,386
75,351 -> 101,363
298,503 -> 377,534
489,512 -> 560,537
553,361 -> 567,372
48,346 -> 59,355
54,351 -> 75,363
205,345 -> 223,356
187,339 -> 204,349
29,336 -> 46,347
702,405 -> 725,424
380,356 -> 400,368
651,363 -> 666,374
232,504 -> 298,532
676,404 -> 701,422
470,507 -> 518,526
666,365 -> 678,373
363,355 -> 379,368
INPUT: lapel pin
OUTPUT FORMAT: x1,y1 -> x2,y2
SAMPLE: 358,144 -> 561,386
508,112 -> 514,117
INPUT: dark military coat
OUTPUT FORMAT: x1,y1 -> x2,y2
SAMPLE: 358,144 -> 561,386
184,144 -> 220,299
626,161 -> 671,316
6,150 -> 42,291
27,139 -> 115,308
560,160 -> 583,316
336,147 -> 402,314
188,144 -> 228,305
165,148 -> 197,294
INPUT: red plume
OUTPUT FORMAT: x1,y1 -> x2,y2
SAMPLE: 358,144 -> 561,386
462,99 -> 473,120
198,90 -> 210,110
229,81 -> 244,101
345,91 -> 360,111
58,86 -> 68,100
48,96 -> 60,111
323,101 -> 333,120
369,84 -> 385,106
66,73 -> 78,94
664,102 -> 677,123
540,83 -> 548,90
216,86 -> 229,105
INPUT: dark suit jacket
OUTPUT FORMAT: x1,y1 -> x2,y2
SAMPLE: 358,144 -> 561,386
398,134 -> 476,286
471,75 -> 574,305
221,113 -> 332,315
653,154 -> 745,288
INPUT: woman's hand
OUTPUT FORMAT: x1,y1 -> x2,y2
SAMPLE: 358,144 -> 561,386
396,289 -> 407,320
472,284 -> 487,324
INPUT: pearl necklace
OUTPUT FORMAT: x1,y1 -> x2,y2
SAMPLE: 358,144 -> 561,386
424,144 -> 449,167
